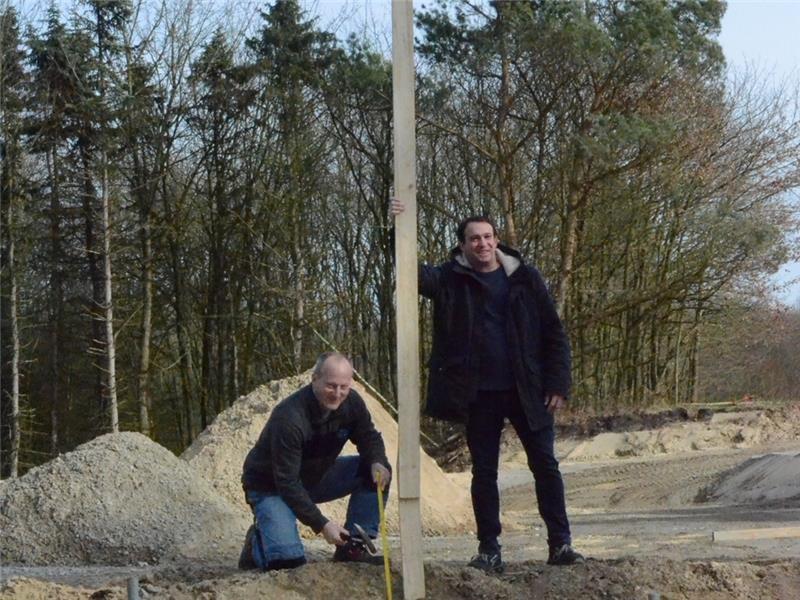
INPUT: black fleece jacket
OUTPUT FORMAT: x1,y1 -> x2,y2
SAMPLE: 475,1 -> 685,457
241,384 -> 388,533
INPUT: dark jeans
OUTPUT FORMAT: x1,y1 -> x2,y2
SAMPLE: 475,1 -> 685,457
466,389 -> 571,549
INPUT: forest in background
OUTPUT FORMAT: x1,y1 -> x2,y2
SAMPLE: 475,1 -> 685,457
1,0 -> 799,477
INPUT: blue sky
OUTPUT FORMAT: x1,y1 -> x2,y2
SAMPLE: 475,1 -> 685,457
720,1 -> 800,306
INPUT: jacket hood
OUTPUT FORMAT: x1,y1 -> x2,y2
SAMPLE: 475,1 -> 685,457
450,243 -> 523,276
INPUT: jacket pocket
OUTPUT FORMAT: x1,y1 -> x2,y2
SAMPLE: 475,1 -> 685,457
426,356 -> 471,422
522,360 -> 544,400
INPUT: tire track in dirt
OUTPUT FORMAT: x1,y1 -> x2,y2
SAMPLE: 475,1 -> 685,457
502,449 -> 757,514
567,451 -> 747,510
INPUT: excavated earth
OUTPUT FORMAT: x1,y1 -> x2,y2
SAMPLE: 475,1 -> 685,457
2,374 -> 800,599
180,370 -> 473,536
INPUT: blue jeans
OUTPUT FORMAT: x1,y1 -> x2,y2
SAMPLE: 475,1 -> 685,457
467,389 -> 571,550
245,455 -> 389,568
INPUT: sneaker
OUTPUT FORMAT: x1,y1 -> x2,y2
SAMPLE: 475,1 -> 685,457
333,539 -> 383,565
238,525 -> 258,570
467,550 -> 504,574
547,544 -> 585,566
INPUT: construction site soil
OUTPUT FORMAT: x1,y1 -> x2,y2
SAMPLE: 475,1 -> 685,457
2,374 -> 799,599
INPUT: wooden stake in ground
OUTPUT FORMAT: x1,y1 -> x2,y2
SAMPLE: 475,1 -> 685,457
392,1 -> 425,598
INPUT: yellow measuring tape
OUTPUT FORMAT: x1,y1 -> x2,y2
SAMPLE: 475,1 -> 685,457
376,473 -> 392,600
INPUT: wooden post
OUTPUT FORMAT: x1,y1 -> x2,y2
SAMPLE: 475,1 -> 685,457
126,577 -> 139,600
392,1 -> 425,598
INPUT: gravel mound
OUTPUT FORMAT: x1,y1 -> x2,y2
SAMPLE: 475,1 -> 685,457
182,371 -> 473,536
697,452 -> 800,506
0,432 -> 249,566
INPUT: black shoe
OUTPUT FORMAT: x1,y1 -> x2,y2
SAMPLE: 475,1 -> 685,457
547,544 -> 585,566
265,556 -> 307,571
238,525 -> 258,570
333,539 -> 383,565
467,550 -> 504,574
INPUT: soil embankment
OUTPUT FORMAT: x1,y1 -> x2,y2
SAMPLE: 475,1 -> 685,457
182,371 -> 473,536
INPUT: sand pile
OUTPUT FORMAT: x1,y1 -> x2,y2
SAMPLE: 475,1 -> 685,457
0,432 -> 249,566
698,452 -> 800,506
182,371 -> 473,535
0,577 -> 112,600
559,408 -> 800,462
180,372 -> 308,512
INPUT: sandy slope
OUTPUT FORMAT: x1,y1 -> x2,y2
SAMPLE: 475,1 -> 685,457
181,372 -> 472,536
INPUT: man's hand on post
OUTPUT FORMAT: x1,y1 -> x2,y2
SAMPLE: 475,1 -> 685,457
545,394 -> 565,414
389,198 -> 405,216
321,521 -> 349,546
371,462 -> 391,490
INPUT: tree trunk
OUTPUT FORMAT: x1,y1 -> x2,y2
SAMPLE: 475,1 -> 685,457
216,303 -> 225,413
293,251 -> 305,372
177,315 -> 196,445
1,141 -> 21,477
80,147 -> 106,414
47,149 -> 63,458
673,321 -> 683,405
8,203 -> 20,477
230,325 -> 239,404
689,308 -> 703,403
200,299 -> 212,430
163,180 -> 195,444
555,123 -> 592,317
555,193 -> 578,317
494,6 -> 517,247
101,161 -> 119,432
138,210 -> 153,435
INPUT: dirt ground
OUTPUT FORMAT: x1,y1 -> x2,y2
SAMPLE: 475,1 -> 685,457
2,401 -> 800,599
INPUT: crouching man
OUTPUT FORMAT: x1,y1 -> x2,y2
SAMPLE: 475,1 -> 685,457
239,352 -> 391,570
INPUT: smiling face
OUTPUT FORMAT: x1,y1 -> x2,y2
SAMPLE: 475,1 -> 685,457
460,221 -> 500,272
311,356 -> 353,412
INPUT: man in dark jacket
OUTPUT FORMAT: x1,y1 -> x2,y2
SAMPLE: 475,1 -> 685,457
239,352 -> 391,571
392,201 -> 584,572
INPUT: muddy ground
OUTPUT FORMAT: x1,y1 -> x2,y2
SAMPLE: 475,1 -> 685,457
2,402 -> 800,599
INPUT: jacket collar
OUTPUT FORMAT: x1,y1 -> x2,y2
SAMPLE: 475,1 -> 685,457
451,243 -> 523,276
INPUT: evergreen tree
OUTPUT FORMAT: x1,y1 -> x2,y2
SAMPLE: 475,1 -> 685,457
247,0 -> 339,373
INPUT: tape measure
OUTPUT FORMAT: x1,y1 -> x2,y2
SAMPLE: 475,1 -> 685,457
376,473 -> 392,600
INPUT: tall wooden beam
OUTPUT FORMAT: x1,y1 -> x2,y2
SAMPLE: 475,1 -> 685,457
391,1 -> 425,598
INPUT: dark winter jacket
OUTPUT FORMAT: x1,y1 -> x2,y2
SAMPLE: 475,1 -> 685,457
420,244 -> 572,431
241,384 -> 388,533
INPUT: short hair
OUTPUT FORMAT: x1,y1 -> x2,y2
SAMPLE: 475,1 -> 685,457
456,215 -> 499,243
312,352 -> 351,377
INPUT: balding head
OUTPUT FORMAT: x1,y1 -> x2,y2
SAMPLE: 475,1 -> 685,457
311,353 -> 353,411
